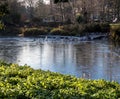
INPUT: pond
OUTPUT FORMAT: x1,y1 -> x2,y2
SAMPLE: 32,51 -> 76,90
0,37 -> 120,82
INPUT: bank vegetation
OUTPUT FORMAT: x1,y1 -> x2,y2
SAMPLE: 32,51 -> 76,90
0,61 -> 120,99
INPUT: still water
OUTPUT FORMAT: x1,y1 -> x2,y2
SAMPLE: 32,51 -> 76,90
0,37 -> 120,82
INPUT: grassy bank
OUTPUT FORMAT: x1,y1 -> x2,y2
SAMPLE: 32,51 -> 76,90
21,27 -> 48,36
110,23 -> 120,42
0,61 -> 120,99
22,23 -> 109,37
0,23 -> 109,37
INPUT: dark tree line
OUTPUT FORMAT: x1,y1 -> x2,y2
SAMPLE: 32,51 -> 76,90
0,0 -> 9,29
0,0 -> 120,27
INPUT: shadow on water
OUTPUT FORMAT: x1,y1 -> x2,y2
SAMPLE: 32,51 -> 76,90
0,37 -> 120,82
111,41 -> 120,54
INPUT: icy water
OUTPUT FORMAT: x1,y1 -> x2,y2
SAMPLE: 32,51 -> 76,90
0,37 -> 120,82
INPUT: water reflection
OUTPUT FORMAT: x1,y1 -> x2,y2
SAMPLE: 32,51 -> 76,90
0,37 -> 120,82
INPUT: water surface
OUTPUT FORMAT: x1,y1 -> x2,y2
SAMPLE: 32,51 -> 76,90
0,37 -> 120,82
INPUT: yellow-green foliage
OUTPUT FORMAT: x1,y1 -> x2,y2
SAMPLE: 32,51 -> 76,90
62,24 -> 83,36
50,26 -> 66,35
50,23 -> 109,36
110,23 -> 120,41
0,21 -> 4,30
110,24 -> 120,30
0,61 -> 120,99
50,25 -> 84,36
22,27 -> 48,36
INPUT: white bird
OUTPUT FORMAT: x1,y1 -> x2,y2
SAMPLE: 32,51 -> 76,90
113,18 -> 117,23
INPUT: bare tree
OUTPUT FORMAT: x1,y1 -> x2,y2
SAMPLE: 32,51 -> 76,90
25,0 -> 35,20
35,0 -> 50,18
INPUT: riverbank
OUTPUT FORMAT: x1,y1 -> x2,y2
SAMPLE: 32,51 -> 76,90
0,23 -> 109,37
0,26 -> 21,36
110,23 -> 120,42
0,61 -> 120,98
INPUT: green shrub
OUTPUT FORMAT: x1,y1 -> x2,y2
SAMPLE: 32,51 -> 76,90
110,23 -> 120,41
84,23 -> 109,33
60,23 -> 109,36
23,28 -> 47,36
50,25 -> 82,36
61,24 -> 85,36
0,21 -> 4,30
76,14 -> 84,23
0,61 -> 120,99
50,27 -> 66,35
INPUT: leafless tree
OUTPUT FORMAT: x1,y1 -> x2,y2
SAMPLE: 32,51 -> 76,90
25,0 -> 35,20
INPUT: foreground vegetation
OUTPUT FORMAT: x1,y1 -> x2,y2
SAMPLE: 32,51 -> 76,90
0,61 -> 120,99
